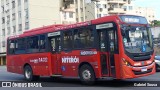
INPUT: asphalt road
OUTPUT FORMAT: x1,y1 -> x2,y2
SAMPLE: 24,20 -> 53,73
0,66 -> 160,90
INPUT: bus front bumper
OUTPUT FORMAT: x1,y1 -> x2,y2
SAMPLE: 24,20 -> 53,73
121,62 -> 156,79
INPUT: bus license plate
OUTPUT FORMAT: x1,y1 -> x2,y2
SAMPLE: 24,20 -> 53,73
141,68 -> 147,72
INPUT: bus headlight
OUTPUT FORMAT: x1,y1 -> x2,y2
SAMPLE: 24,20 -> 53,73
122,58 -> 131,66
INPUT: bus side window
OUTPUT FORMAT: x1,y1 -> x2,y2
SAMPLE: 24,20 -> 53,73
27,36 -> 39,53
81,28 -> 94,48
8,40 -> 15,54
63,31 -> 72,51
39,35 -> 46,52
74,29 -> 83,48
15,38 -> 26,54
73,28 -> 94,49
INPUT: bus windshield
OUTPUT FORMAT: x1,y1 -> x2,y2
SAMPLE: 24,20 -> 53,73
122,26 -> 153,53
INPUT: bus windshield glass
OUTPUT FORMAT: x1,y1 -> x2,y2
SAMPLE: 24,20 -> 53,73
122,26 -> 153,53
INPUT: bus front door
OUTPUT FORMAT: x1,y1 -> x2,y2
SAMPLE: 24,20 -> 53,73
50,36 -> 62,75
99,29 -> 116,77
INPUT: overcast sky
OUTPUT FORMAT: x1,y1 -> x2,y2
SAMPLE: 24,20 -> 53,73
133,0 -> 160,20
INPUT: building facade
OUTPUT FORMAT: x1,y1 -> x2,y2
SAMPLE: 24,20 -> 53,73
61,0 -> 76,24
84,0 -> 132,21
0,0 -> 75,65
134,7 -> 155,24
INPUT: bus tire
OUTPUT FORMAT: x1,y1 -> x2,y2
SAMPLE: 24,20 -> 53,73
24,65 -> 39,81
79,64 -> 96,85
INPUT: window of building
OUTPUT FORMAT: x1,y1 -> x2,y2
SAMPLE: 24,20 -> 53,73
64,12 -> 67,19
129,6 -> 133,10
76,8 -> 78,12
6,0 -> 9,3
97,14 -> 101,18
81,17 -> 83,21
19,24 -> 22,31
76,18 -> 79,22
24,9 -> 28,19
6,3 -> 9,12
2,29 -> 5,36
18,0 -> 21,6
7,15 -> 10,22
103,4 -> 107,8
99,8 -> 103,12
18,11 -> 21,18
97,4 -> 101,8
12,13 -> 16,20
63,31 -> 72,50
1,6 -> 4,13
24,0 -> 28,3
13,26 -> 16,33
73,28 -> 94,48
80,8 -> 83,12
25,22 -> 29,30
69,12 -> 73,18
2,17 -> 5,24
2,41 -> 6,47
12,0 -> 15,9
7,27 -> 10,35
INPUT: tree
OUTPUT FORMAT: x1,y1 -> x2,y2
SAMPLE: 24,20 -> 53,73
151,20 -> 160,27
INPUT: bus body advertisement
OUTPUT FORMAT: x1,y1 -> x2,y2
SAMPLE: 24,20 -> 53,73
7,15 -> 155,84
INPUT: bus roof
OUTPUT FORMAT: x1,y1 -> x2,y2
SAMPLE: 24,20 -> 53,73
8,15 -> 147,40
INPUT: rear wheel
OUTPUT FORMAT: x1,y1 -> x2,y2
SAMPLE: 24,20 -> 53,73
79,64 -> 96,85
24,65 -> 39,81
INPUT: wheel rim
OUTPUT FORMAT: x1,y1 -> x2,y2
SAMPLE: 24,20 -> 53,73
25,69 -> 31,79
82,69 -> 91,80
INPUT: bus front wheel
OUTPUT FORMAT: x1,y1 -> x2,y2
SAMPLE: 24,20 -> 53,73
79,64 -> 96,85
24,65 -> 39,81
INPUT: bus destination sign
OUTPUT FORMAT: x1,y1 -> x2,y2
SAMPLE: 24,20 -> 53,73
119,15 -> 148,24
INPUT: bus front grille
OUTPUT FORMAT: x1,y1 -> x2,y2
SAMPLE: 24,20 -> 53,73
133,68 -> 152,75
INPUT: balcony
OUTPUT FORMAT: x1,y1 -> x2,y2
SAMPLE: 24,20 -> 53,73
107,0 -> 127,4
108,8 -> 126,14
61,4 -> 75,11
63,0 -> 74,5
60,4 -> 75,13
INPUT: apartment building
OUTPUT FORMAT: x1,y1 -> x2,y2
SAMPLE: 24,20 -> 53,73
85,0 -> 108,21
126,6 -> 155,24
84,0 -> 132,21
134,7 -> 155,24
0,0 -> 76,65
61,0 -> 76,24
107,0 -> 132,15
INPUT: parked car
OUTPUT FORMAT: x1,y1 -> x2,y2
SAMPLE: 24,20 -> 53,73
155,56 -> 160,71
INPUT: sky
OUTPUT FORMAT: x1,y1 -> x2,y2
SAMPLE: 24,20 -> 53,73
133,0 -> 160,20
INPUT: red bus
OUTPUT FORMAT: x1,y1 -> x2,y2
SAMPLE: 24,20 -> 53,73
7,15 -> 155,84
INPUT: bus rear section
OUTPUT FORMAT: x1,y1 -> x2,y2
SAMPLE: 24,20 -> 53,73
6,15 -> 155,85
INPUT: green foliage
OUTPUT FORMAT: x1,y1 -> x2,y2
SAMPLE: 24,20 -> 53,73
151,20 -> 160,27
